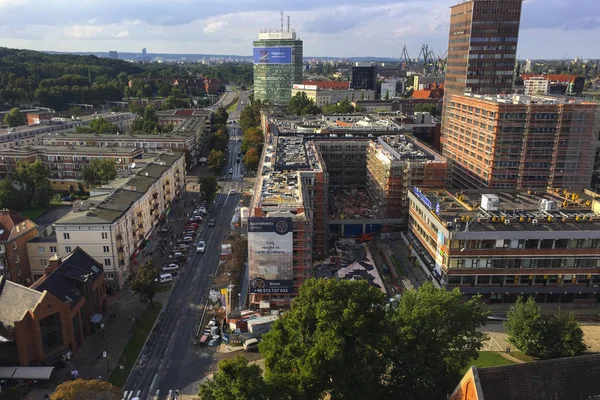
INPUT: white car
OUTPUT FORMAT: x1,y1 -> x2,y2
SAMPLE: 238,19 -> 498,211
196,240 -> 206,253
229,168 -> 233,174
229,189 -> 235,195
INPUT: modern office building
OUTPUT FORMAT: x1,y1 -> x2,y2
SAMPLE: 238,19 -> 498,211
444,0 -> 523,96
351,63 -> 377,91
406,188 -> 600,304
253,28 -> 303,105
442,93 -> 598,189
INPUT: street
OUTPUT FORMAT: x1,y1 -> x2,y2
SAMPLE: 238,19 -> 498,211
122,128 -> 244,400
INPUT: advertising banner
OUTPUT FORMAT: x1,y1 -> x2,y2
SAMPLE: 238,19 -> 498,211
248,217 -> 293,294
253,47 -> 292,64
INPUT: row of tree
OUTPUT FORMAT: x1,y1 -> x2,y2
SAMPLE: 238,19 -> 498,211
200,280 -> 488,400
0,161 -> 53,211
287,92 -> 358,116
239,101 -> 265,170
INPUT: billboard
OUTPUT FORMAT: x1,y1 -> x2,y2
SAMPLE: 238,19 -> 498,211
248,217 -> 293,294
253,47 -> 292,64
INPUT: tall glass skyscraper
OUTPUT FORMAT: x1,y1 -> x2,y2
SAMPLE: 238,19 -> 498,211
253,30 -> 303,105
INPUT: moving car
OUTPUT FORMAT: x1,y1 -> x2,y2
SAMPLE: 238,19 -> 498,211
208,219 -> 216,227
229,168 -> 233,174
196,240 -> 206,253
229,189 -> 235,195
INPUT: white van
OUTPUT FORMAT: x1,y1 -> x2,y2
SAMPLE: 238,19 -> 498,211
243,338 -> 259,352
156,273 -> 173,284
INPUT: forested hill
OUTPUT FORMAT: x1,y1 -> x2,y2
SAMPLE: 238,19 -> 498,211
0,47 -> 144,110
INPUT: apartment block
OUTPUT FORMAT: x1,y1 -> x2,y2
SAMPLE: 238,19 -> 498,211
406,188 -> 600,304
366,136 -> 447,219
291,84 -> 375,107
31,152 -> 186,287
442,94 -> 598,189
0,211 -> 38,285
445,0 -> 523,96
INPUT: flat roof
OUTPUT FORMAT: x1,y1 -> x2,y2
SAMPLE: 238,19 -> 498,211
0,145 -> 142,157
411,188 -> 600,232
0,113 -> 135,137
42,131 -> 195,140
379,135 -> 442,162
459,93 -> 596,106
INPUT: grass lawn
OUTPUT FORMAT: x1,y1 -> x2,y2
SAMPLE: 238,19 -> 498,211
227,101 -> 238,113
156,282 -> 173,293
108,301 -> 163,388
462,351 -> 515,374
508,351 -> 537,363
20,207 -> 49,220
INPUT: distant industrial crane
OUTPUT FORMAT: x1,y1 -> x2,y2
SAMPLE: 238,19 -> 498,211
401,45 -> 411,68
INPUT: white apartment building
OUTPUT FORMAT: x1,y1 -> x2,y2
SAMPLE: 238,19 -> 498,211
27,152 -> 186,286
291,85 -> 375,107
524,77 -> 550,95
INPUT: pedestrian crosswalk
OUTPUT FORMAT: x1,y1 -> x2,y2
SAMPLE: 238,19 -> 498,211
122,389 -> 181,400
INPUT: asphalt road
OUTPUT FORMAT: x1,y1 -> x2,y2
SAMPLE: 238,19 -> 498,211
122,129 -> 244,400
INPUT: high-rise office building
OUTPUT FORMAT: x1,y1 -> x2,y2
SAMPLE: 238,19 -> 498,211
442,93 -> 598,189
351,63 -> 377,91
142,48 -> 147,56
109,51 -> 118,59
444,0 -> 523,96
253,28 -> 303,105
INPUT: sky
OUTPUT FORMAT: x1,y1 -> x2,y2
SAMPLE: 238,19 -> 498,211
0,0 -> 598,59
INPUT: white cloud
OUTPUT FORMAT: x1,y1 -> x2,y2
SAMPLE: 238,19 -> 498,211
0,0 -> 27,7
116,30 -> 129,38
68,24 -> 103,39
203,21 -> 225,34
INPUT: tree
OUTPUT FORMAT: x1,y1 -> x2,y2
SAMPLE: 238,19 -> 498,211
239,101 -> 262,131
207,149 -> 226,173
89,158 -> 117,184
198,356 -> 270,400
199,175 -> 218,202
15,160 -> 52,208
210,127 -> 229,152
214,107 -> 229,125
241,127 -> 264,154
414,103 -> 440,117
322,100 -> 354,114
50,379 -> 120,400
505,296 -> 587,359
0,178 -> 19,210
288,92 -> 321,116
384,90 -> 390,100
130,262 -> 158,306
261,279 -> 389,400
384,283 -> 488,399
243,147 -> 260,170
3,107 -> 27,127
89,117 -> 118,134
82,165 -> 98,187
132,105 -> 159,134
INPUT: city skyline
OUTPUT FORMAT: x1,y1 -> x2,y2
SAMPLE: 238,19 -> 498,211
0,0 -> 598,59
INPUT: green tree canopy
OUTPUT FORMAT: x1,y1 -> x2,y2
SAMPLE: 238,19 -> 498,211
199,175 -> 218,202
322,100 -> 354,114
13,160 -> 52,209
50,379 -> 120,400
207,149 -> 226,173
505,296 -> 587,359
243,147 -> 260,170
132,105 -> 159,134
414,103 -> 440,117
3,107 -> 27,127
198,356 -> 269,400
214,107 -> 229,125
239,101 -> 262,131
210,126 -> 229,152
85,158 -> 117,185
89,117 -> 118,134
288,92 -> 321,116
241,127 -> 264,154
131,262 -> 158,306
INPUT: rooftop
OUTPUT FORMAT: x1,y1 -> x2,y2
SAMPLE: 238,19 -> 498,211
42,130 -> 196,141
274,136 -> 308,170
0,276 -> 43,338
156,108 -> 213,118
379,135 -> 442,162
458,92 -> 595,106
0,145 -> 143,157
411,188 -> 600,232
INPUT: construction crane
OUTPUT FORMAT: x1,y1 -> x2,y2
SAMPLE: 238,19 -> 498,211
434,49 -> 448,75
401,46 -> 411,69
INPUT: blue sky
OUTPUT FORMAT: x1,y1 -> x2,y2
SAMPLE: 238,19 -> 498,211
0,0 -> 598,59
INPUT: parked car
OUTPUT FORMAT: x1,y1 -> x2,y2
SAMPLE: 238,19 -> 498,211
181,236 -> 194,243
162,265 -> 179,275
208,219 -> 216,227
164,262 -> 179,269
196,240 -> 206,253
243,338 -> 259,352
169,252 -> 185,260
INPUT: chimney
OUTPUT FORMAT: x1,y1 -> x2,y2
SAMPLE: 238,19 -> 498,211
45,254 -> 62,276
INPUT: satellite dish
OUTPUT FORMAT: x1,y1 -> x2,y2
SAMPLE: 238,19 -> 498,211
130,163 -> 136,169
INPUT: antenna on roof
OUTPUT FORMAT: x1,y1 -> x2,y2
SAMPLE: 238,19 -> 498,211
281,11 -> 284,32
287,15 -> 290,32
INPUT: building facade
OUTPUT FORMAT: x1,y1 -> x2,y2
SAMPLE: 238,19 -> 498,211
523,76 -> 550,95
0,211 -> 38,286
291,85 -> 375,107
444,0 -> 523,96
350,63 -> 377,91
442,94 -> 598,189
253,30 -> 303,105
406,188 -> 600,304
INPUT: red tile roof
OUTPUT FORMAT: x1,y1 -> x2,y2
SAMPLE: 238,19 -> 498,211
174,109 -> 195,116
0,211 -> 27,242
412,90 -> 433,99
521,74 -> 578,83
303,81 -> 350,90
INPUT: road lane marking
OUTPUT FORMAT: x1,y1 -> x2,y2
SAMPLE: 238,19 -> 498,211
149,373 -> 158,392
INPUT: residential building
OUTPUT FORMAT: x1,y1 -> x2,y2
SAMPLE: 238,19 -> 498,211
303,81 -> 349,90
414,75 -> 444,91
450,354 -> 600,400
366,136 -> 447,219
0,211 -> 38,285
40,152 -> 186,287
523,76 -> 550,95
253,29 -> 303,104
380,82 -> 396,99
0,248 -> 105,366
350,63 -> 377,91
291,84 -> 375,107
412,83 -> 444,100
0,146 -> 144,192
406,188 -> 600,304
521,74 -> 586,96
444,0 -> 523,96
442,93 -> 598,189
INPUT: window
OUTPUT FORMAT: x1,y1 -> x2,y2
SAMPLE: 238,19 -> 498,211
63,233 -> 70,240
12,241 -> 17,250
38,246 -> 45,254
105,272 -> 115,280
39,259 -> 46,266
104,259 -> 111,266
103,246 -> 110,253
49,246 -> 57,253
39,313 -> 63,353
101,232 -> 108,240
65,246 -> 72,253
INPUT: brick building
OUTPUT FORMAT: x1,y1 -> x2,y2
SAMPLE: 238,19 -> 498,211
0,211 -> 38,285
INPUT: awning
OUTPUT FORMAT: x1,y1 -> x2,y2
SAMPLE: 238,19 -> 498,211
0,366 -> 54,380
90,313 -> 103,324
